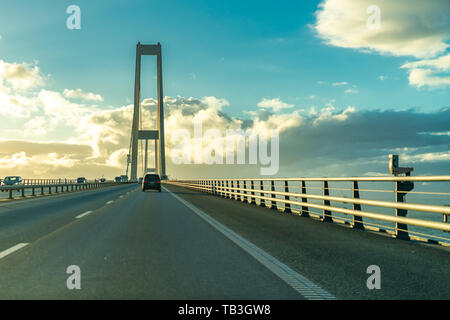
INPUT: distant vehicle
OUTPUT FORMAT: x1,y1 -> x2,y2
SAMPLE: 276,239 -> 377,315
77,177 -> 87,184
120,175 -> 128,183
100,178 -> 106,183
138,177 -> 143,184
2,176 -> 23,186
142,173 -> 161,192
114,177 -> 121,183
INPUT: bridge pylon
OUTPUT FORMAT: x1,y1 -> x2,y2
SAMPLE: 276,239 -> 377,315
130,42 -> 167,181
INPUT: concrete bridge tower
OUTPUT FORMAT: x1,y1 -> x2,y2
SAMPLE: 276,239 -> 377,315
130,42 -> 167,181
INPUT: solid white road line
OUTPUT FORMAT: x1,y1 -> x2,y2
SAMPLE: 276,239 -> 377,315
164,187 -> 337,300
76,211 -> 92,219
0,243 -> 29,260
106,200 -> 113,205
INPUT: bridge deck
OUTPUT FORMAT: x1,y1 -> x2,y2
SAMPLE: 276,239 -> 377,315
164,183 -> 450,299
0,183 -> 448,299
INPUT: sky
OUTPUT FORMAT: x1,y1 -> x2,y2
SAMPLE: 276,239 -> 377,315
0,0 -> 449,179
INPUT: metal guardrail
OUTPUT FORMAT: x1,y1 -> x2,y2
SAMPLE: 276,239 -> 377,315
0,181 -> 129,200
165,177 -> 450,243
0,178 -> 106,185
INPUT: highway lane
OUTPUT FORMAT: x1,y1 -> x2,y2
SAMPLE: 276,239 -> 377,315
0,185 -> 305,299
163,184 -> 450,300
0,182 -> 448,299
0,184 -> 137,253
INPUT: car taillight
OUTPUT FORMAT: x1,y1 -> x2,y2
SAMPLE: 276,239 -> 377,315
156,181 -> 161,183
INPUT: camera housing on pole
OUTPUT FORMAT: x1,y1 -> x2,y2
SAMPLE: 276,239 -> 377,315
389,154 -> 413,176
389,154 -> 414,240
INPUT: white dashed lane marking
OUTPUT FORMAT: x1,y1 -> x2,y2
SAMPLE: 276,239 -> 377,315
75,211 -> 92,219
0,243 -> 29,260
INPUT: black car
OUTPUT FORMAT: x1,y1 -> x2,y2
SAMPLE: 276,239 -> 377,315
2,176 -> 23,186
142,173 -> 161,192
77,177 -> 86,183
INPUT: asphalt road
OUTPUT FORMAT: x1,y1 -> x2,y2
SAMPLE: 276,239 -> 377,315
0,183 -> 448,299
163,184 -> 450,300
0,184 -> 303,299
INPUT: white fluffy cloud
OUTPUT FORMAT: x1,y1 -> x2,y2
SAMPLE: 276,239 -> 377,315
332,81 -> 348,86
257,98 -> 294,112
1,95 -> 448,179
401,54 -> 450,88
313,0 -> 449,58
63,88 -> 104,102
0,60 -> 43,118
0,57 -> 448,179
313,0 -> 450,88
0,60 -> 44,90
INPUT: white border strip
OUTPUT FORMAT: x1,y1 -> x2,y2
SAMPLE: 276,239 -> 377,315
0,243 -> 29,260
165,187 -> 337,300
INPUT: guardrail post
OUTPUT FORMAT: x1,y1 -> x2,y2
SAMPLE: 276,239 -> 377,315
270,180 -> 277,210
395,181 -> 414,240
225,180 -> 229,198
48,186 -> 52,194
41,186 -> 44,195
300,180 -> 309,217
32,187 -> 35,197
444,209 -> 449,233
350,181 -> 364,229
284,180 -> 291,214
242,180 -> 248,203
230,180 -> 235,200
260,180 -> 266,208
236,180 -> 241,201
21,188 -> 25,197
8,189 -> 13,199
250,180 -> 256,205
322,181 -> 333,222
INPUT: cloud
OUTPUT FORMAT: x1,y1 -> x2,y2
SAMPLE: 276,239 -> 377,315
401,53 -> 450,88
344,88 -> 359,94
312,0 -> 450,88
0,59 -> 99,131
23,116 -> 47,137
313,0 -> 450,59
38,90 -> 94,126
0,87 -> 38,118
1,94 -> 448,179
332,81 -> 348,86
63,88 -> 104,102
257,98 -> 294,112
0,60 -> 44,90
0,58 -> 447,178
